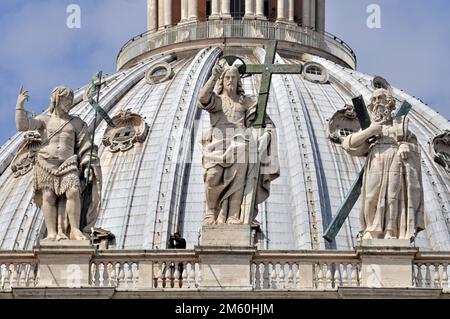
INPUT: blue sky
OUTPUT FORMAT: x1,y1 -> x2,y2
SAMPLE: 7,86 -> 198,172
0,0 -> 449,145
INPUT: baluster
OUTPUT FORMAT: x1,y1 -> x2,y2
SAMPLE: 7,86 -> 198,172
414,264 -> 423,288
132,262 -> 138,289
99,263 -> 106,288
0,264 -> 4,290
341,263 -> 348,287
278,263 -> 285,289
442,263 -> 449,288
164,262 -> 173,288
425,263 -> 431,288
132,263 -> 139,289
325,263 -> 332,289
181,262 -> 188,288
334,263 -> 342,288
95,262 -> 101,287
191,262 -> 199,288
434,263 -> 441,288
420,263 -> 427,288
316,263 -> 324,289
18,264 -> 27,287
263,262 -> 270,289
188,262 -> 195,288
156,262 -> 164,288
90,263 -> 96,286
121,262 -> 127,289
174,263 -> 181,289
108,262 -> 116,287
28,264 -> 37,287
296,263 -> 301,288
254,263 -> 261,289
4,264 -> 12,290
350,263 -> 358,287
125,262 -> 132,289
270,263 -> 277,289
10,264 -> 19,287
118,263 -> 125,288
287,263 -> 294,289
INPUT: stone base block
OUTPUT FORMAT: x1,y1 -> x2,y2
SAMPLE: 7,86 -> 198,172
201,225 -> 252,247
39,240 -> 92,247
35,240 -> 95,288
357,242 -> 418,288
359,239 -> 412,248
197,247 -> 255,289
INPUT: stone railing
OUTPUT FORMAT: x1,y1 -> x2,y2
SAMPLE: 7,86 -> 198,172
252,251 -> 361,290
90,250 -> 200,289
116,19 -> 357,71
2,247 -> 450,296
0,252 -> 38,290
413,252 -> 450,289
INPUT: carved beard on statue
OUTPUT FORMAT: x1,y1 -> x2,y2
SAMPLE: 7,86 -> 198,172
225,82 -> 235,94
372,104 -> 392,123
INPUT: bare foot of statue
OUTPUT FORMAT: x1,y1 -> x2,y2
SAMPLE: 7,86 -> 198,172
202,212 -> 217,226
216,214 -> 226,225
44,233 -> 58,241
56,232 -> 69,241
384,231 -> 395,239
226,216 -> 241,225
362,231 -> 372,240
70,228 -> 87,240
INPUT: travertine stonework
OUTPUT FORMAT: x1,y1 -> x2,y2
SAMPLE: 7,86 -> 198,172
15,86 -> 102,241
342,89 -> 424,241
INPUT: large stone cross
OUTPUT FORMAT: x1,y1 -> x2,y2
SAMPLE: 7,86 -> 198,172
323,96 -> 412,242
224,40 -> 303,224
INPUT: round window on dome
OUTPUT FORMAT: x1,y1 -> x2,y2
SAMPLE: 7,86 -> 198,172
303,62 -> 329,84
146,62 -> 174,84
372,76 -> 391,91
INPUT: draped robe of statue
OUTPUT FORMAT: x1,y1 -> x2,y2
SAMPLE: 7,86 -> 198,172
199,91 -> 280,225
342,115 -> 424,240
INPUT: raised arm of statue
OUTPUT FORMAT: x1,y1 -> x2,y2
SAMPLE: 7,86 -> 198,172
349,122 -> 382,147
198,60 -> 223,110
342,121 -> 382,157
15,86 -> 44,132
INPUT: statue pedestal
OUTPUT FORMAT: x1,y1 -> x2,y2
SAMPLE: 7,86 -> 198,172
201,224 -> 252,247
197,225 -> 255,289
35,240 -> 95,288
357,239 -> 418,288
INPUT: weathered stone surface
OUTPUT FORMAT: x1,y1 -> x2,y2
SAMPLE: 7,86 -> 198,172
357,241 -> 418,288
35,241 -> 95,288
201,224 -> 252,247
15,86 -> 102,241
342,89 -> 424,241
196,247 -> 255,289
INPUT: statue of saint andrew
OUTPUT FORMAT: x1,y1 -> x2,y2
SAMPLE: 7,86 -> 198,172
15,86 -> 102,241
198,61 -> 280,226
342,89 -> 424,241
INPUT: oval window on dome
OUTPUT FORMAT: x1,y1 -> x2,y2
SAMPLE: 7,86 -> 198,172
372,76 -> 391,91
146,62 -> 174,85
303,62 -> 329,84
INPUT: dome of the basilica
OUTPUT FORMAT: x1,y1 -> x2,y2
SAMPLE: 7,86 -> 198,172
0,3 -> 449,253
